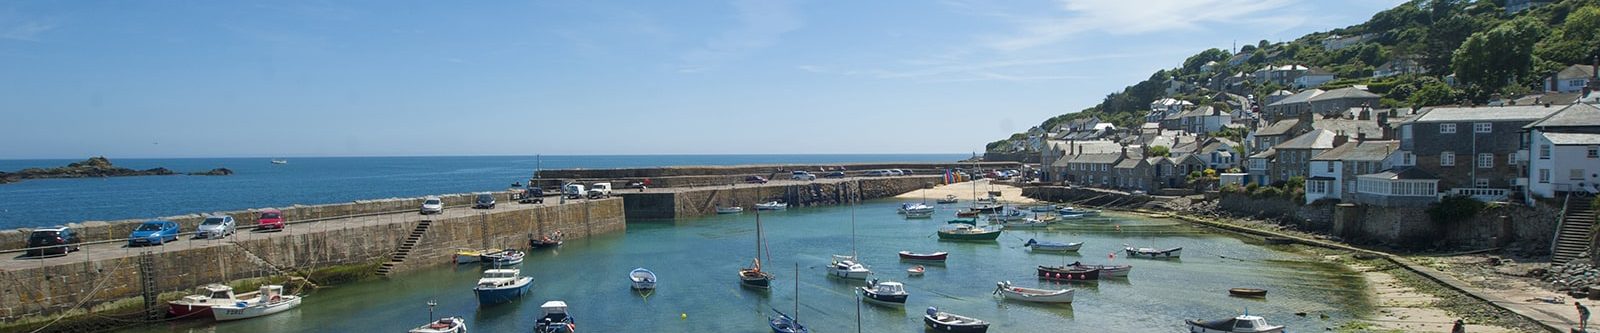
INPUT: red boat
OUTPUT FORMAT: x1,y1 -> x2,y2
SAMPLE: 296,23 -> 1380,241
1036,265 -> 1100,281
898,251 -> 949,261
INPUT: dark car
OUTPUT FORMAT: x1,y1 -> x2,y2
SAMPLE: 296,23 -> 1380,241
474,193 -> 496,209
745,176 -> 769,184
519,188 -> 544,204
824,171 -> 848,178
26,227 -> 81,257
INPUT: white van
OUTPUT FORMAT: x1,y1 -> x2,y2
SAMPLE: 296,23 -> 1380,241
563,184 -> 586,199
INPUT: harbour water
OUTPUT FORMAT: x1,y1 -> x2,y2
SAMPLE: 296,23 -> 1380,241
0,154 -> 964,229
113,200 -> 1369,332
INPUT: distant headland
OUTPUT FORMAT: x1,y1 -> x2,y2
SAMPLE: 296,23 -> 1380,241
0,156 -> 231,184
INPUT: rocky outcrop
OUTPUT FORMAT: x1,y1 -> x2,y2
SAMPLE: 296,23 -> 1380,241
188,168 -> 234,176
0,157 -> 228,184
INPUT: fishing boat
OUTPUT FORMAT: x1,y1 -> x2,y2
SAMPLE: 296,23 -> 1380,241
897,251 -> 948,262
210,285 -> 301,321
1185,313 -> 1285,333
936,195 -> 959,204
530,231 -> 563,249
1024,239 -> 1082,252
756,201 -> 787,211
473,269 -> 533,304
905,209 -> 934,219
1036,265 -> 1101,281
947,217 -> 977,224
716,206 -> 744,214
480,249 -> 525,267
937,224 -> 1002,241
769,263 -> 809,333
270,159 -> 287,165
907,265 -> 925,276
168,284 -> 245,319
1228,288 -> 1268,298
1067,262 -> 1132,277
987,209 -> 1027,222
998,218 -> 1051,229
828,254 -> 871,280
630,267 -> 657,290
739,201 -> 775,289
1058,206 -> 1101,216
1124,246 -> 1183,259
409,317 -> 466,333
924,307 -> 990,333
858,279 -> 909,305
899,203 -> 934,215
534,301 -> 576,333
453,248 -> 500,264
993,281 -> 1074,303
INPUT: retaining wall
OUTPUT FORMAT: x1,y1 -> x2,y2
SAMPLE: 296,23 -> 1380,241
535,162 -> 1019,179
618,176 -> 940,219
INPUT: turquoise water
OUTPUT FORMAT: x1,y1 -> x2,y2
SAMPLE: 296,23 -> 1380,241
0,154 -> 964,228
114,200 -> 1368,332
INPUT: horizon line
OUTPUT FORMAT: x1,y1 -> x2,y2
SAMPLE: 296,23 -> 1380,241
0,152 -> 981,161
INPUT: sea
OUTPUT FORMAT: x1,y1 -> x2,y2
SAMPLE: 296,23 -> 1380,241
0,154 -> 966,229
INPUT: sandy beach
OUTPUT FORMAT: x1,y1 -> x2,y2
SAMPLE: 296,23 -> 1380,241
892,179 -> 1036,204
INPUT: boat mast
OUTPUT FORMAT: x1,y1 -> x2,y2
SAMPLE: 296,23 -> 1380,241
793,262 -> 800,323
851,179 -> 858,259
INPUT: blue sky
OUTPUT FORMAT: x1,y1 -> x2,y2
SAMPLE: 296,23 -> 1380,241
0,0 -> 1403,159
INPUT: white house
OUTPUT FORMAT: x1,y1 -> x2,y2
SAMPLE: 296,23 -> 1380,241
1306,140 -> 1402,203
1293,67 -> 1336,89
1546,65 -> 1595,93
1524,103 -> 1600,199
1148,98 -> 1193,123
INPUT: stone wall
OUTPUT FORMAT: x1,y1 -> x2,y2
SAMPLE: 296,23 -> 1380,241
1020,186 -> 1162,208
623,176 -> 940,219
389,198 -> 625,274
1216,194 -> 1335,232
535,162 -> 1019,179
1334,202 -> 1558,251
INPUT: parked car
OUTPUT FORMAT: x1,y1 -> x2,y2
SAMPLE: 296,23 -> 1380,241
791,171 -> 816,181
26,227 -> 80,257
128,220 -> 181,247
745,176 -> 769,184
474,193 -> 496,209
257,209 -> 285,230
519,187 -> 545,204
420,196 -> 445,214
563,183 -> 586,199
195,215 -> 236,239
887,169 -> 904,176
824,171 -> 848,178
864,170 -> 890,177
588,183 -> 613,199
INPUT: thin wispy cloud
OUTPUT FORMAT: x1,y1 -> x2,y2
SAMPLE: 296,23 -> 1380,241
0,21 -> 56,41
986,0 -> 1302,51
678,0 -> 804,73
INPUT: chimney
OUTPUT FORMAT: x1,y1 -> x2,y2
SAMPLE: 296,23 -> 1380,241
1333,131 -> 1349,147
1378,112 -> 1393,139
1356,131 -> 1367,142
1357,105 -> 1371,120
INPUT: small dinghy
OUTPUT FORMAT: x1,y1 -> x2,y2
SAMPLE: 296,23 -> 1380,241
924,307 -> 990,333
898,251 -> 948,262
756,201 -> 787,211
534,300 -> 576,333
998,218 -> 1051,229
630,267 -> 657,290
1185,313 -> 1284,333
907,265 -> 925,276
530,231 -> 563,249
716,206 -> 744,214
1124,246 -> 1182,259
1228,288 -> 1267,298
409,317 -> 466,333
480,249 -> 525,266
993,281 -> 1074,303
955,209 -> 979,218
858,279 -> 909,305
1024,239 -> 1082,252
1036,265 -> 1100,281
454,248 -> 500,264
1067,262 -> 1132,277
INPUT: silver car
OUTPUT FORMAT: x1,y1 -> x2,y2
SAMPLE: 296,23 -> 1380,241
420,196 -> 445,214
195,215 -> 235,239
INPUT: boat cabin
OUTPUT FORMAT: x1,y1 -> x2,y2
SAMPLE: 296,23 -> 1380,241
200,284 -> 236,299
539,301 -> 569,322
1229,315 -> 1270,331
872,281 -> 905,294
258,285 -> 285,303
478,269 -> 522,288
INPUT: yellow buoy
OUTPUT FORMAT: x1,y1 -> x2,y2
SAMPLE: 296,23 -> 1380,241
681,313 -> 687,320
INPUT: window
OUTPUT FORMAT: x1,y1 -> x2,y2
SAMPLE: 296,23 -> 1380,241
1509,152 -> 1519,165
1473,122 -> 1492,133
1402,152 -> 1415,165
1309,181 -> 1327,193
1477,153 -> 1494,168
1440,123 -> 1456,134
1541,144 -> 1552,159
1440,151 -> 1455,166
1326,162 -> 1334,173
1476,178 -> 1490,187
1540,169 -> 1551,183
1590,146 -> 1599,158
1573,169 -> 1586,181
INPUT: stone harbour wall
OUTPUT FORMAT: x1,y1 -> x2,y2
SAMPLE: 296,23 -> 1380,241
621,176 -> 940,219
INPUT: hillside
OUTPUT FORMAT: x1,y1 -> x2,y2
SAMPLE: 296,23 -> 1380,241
988,0 -> 1600,153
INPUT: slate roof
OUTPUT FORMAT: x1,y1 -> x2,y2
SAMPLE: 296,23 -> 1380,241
1255,119 -> 1302,136
1267,89 -> 1325,107
1311,140 -> 1397,161
1307,87 -> 1380,102
1556,65 -> 1596,80
1524,103 -> 1600,128
1413,104 -> 1564,123
1070,140 -> 1125,155
1312,117 -> 1383,137
1069,153 -> 1123,164
1249,148 -> 1277,159
1543,133 -> 1600,145
1274,129 -> 1338,150
1512,92 -> 1583,106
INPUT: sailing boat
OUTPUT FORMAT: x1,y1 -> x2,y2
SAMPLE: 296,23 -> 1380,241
769,263 -> 809,333
740,195 -> 776,289
830,181 -> 872,280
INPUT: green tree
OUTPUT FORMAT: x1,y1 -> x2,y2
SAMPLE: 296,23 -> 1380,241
1536,6 -> 1600,67
1410,80 -> 1458,107
1183,48 -> 1231,73
1453,17 -> 1544,92
1149,145 -> 1171,157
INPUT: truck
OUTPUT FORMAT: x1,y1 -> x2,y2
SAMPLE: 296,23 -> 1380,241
563,183 -> 586,199
587,183 -> 613,199
518,186 -> 544,204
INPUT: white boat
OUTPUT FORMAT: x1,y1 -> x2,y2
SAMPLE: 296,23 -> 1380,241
716,206 -> 744,214
1023,239 -> 1082,252
630,267 -> 657,290
409,317 -> 467,333
474,269 -> 534,304
1068,262 -> 1132,277
999,218 -> 1052,229
480,249 -> 525,267
1058,206 -> 1101,217
993,281 -> 1074,303
167,284 -> 246,319
829,254 -> 871,280
453,248 -> 501,264
210,285 -> 301,321
1186,314 -> 1285,333
755,201 -> 787,211
535,300 -> 576,333
907,265 -> 925,276
270,159 -> 287,165
935,195 -> 959,204
905,209 -> 935,219
1125,246 -> 1183,259
898,203 -> 934,215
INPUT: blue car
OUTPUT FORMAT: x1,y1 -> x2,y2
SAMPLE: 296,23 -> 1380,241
128,220 -> 181,247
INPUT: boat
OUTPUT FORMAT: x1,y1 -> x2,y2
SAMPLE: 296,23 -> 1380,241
756,201 -> 787,211
1125,246 -> 1183,259
905,209 -> 934,219
1185,313 -> 1285,333
1066,262 -> 1132,277
630,267 -> 657,290
993,281 -> 1074,303
908,265 -> 925,276
937,224 -> 1002,241
210,285 -> 302,321
947,217 -> 977,224
924,307 -> 990,333
480,249 -> 525,267
829,254 -> 871,280
168,284 -> 246,319
473,268 -> 533,304
898,251 -> 949,262
899,203 -> 934,215
739,199 -> 775,289
1024,239 -> 1082,252
270,159 -> 287,165
769,263 -> 809,333
409,317 -> 466,333
534,300 -> 576,333
1228,288 -> 1268,298
955,209 -> 979,218
453,248 -> 501,264
936,195 -> 959,204
716,206 -> 744,214
975,196 -> 999,205
530,231 -> 563,249
1058,206 -> 1101,217
998,218 -> 1052,229
1028,204 -> 1056,212
858,279 -> 909,305
1036,265 -> 1100,281
1056,213 -> 1086,220
972,203 -> 1005,214
987,209 -> 1027,222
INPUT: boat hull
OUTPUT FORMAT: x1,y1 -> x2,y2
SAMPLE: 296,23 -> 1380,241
1125,247 -> 1183,259
995,283 -> 1074,303
212,297 -> 301,321
631,268 -> 658,290
1037,266 -> 1100,281
937,231 -> 1002,241
474,278 -> 533,304
740,271 -> 773,289
1069,264 -> 1131,277
1028,242 -> 1082,252
860,289 -> 908,305
1228,288 -> 1267,298
898,251 -> 948,261
924,315 -> 990,333
166,303 -> 214,319
454,254 -> 481,264
1186,320 -> 1284,333
829,269 -> 871,280
409,318 -> 467,333
530,240 -> 562,249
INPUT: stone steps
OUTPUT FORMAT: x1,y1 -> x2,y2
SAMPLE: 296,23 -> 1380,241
376,220 -> 433,277
1552,195 -> 1595,265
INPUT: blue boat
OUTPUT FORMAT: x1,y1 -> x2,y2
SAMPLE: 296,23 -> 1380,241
769,308 -> 808,333
473,269 -> 533,304
480,250 -> 525,267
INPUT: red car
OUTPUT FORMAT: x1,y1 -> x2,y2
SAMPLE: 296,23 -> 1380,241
745,176 -> 769,184
257,209 -> 285,230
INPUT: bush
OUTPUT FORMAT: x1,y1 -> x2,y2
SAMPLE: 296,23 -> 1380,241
1246,183 -> 1260,193
1220,183 -> 1246,194
1252,187 -> 1285,199
1426,195 -> 1486,224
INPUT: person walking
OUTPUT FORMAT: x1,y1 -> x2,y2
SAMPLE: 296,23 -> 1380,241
1580,302 -> 1592,332
1451,319 -> 1465,333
